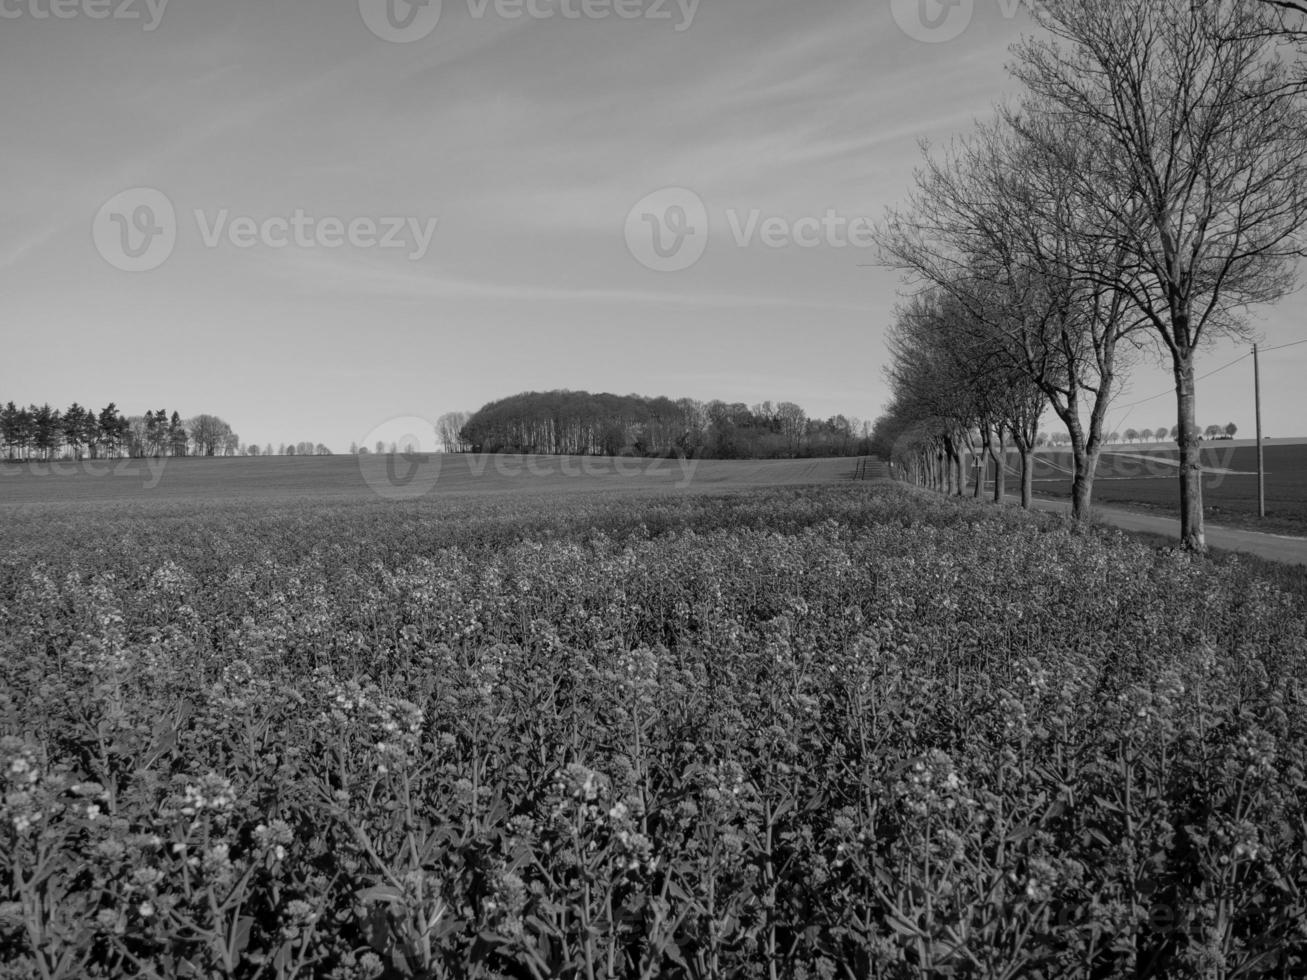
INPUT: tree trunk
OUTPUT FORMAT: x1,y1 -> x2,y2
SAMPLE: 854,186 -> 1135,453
990,428 -> 1007,505
1070,442 -> 1097,522
1174,353 -> 1206,551
1019,447 -> 1034,509
1058,403 -> 1098,523
975,429 -> 990,499
942,435 -> 958,496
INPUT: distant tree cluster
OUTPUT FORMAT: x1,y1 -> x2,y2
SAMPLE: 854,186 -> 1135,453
451,391 -> 872,459
0,402 -> 220,460
274,442 -> 332,457
1037,423 -> 1239,447
0,402 -> 129,460
353,442 -> 416,456
0,401 -> 338,461
126,410 -> 192,458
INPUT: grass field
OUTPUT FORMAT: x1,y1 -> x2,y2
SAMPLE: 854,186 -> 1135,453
1025,441 -> 1307,533
0,454 -> 861,509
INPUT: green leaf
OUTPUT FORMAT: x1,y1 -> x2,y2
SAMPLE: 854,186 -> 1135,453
230,915 -> 253,957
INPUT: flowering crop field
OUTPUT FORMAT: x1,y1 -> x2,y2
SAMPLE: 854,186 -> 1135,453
2,484 -> 1306,979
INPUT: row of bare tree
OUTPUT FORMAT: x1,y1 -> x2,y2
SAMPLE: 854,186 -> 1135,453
874,0 -> 1307,550
0,402 -> 241,460
1037,425 -> 1240,447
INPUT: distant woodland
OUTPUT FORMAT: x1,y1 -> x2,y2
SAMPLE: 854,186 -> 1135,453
442,391 -> 874,459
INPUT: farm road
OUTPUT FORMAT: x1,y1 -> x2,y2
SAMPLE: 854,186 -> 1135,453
1021,496 -> 1307,566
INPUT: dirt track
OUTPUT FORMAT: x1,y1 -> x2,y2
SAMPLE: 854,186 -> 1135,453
1023,495 -> 1307,566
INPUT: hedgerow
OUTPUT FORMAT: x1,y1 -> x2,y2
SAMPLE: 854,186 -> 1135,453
1,484 -> 1305,978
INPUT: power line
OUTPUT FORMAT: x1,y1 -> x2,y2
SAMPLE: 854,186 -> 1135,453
1110,339 -> 1306,416
1260,338 -> 1307,353
1196,352 -> 1254,383
1111,351 -> 1252,413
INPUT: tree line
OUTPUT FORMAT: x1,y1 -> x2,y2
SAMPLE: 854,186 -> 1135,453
1041,424 -> 1241,448
872,0 -> 1306,551
256,443 -> 334,457
0,403 -> 217,460
444,391 -> 873,459
0,401 -> 332,461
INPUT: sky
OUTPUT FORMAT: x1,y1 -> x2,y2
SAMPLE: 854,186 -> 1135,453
1,0 -> 1303,453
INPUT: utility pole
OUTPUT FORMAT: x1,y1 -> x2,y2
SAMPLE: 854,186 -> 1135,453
1254,343 -> 1266,519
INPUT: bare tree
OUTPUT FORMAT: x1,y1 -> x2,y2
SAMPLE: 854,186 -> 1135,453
436,411 -> 471,454
886,291 -> 988,498
776,402 -> 808,456
1014,0 -> 1307,550
880,112 -> 1141,520
1259,0 -> 1307,39
187,415 -> 235,457
885,287 -> 1049,505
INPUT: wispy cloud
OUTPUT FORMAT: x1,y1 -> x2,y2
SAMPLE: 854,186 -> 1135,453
268,247 -> 883,313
